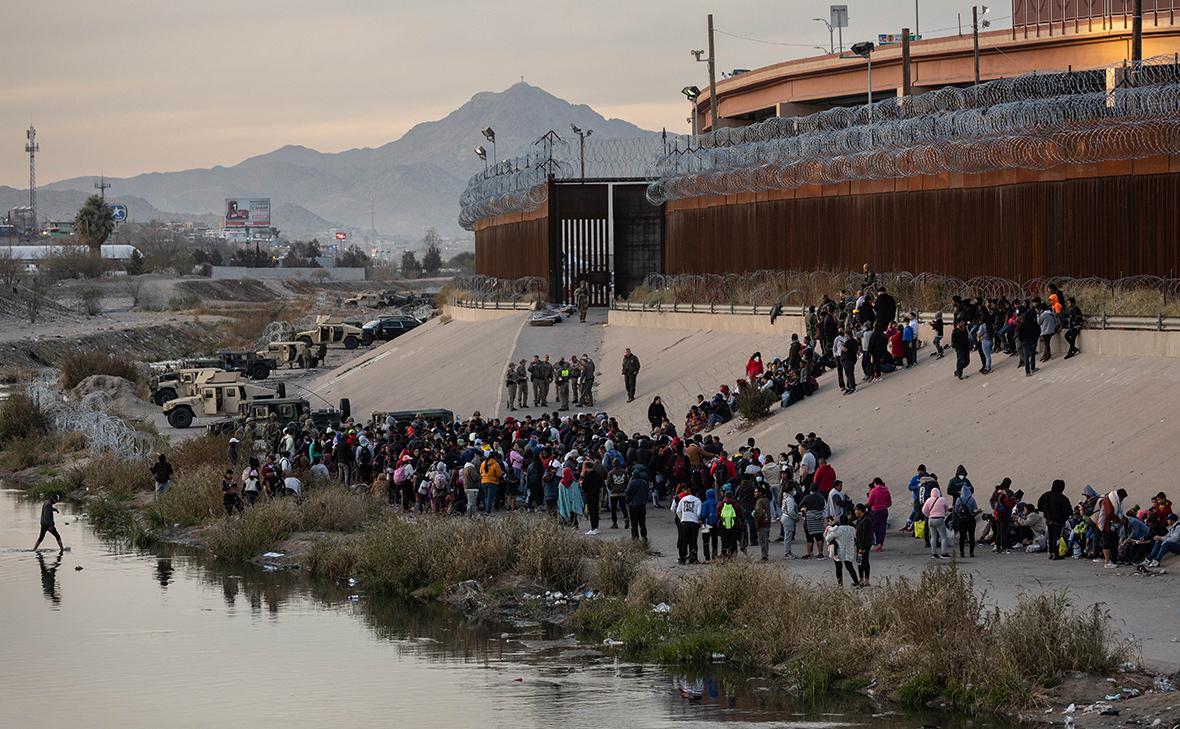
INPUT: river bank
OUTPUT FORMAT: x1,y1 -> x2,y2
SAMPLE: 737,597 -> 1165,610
3,436 -> 1174,728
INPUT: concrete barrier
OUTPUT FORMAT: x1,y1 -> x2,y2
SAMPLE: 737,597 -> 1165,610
442,304 -> 526,322
608,308 -> 1180,358
209,266 -> 366,281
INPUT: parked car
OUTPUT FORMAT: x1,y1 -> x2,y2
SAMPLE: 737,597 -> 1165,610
361,316 -> 421,345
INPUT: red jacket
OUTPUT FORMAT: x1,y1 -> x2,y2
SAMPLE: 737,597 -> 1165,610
813,463 -> 836,494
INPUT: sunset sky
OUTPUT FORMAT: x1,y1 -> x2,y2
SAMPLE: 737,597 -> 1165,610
1,1 -> 1003,186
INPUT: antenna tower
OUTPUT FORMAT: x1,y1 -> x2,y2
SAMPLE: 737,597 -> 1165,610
24,125 -> 38,221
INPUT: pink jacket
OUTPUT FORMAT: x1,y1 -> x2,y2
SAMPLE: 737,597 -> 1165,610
922,487 -> 948,518
867,483 -> 892,511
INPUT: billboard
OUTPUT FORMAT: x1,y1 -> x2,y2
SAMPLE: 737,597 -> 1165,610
224,197 -> 271,228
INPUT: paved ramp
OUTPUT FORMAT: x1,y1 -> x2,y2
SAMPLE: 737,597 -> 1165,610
310,314 -> 525,421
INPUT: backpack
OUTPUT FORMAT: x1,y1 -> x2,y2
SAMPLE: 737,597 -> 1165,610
812,439 -> 831,460
720,503 -> 737,530
358,447 -> 372,466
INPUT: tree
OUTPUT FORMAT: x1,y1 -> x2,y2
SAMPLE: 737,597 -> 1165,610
74,194 -> 116,255
124,248 -> 145,276
400,250 -> 422,278
305,238 -> 322,259
447,251 -> 475,273
337,245 -> 370,268
421,228 -> 443,276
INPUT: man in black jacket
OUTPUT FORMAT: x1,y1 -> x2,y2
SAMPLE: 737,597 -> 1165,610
1036,479 -> 1073,560
1063,298 -> 1084,359
625,465 -> 651,541
951,320 -> 971,380
874,287 -> 896,330
1016,306 -> 1041,376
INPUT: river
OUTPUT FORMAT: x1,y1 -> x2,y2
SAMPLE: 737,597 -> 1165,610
0,489 -> 1010,728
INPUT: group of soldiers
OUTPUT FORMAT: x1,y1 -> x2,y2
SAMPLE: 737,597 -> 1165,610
505,354 -> 597,412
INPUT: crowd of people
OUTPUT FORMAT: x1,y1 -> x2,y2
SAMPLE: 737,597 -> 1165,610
98,266 -> 1176,588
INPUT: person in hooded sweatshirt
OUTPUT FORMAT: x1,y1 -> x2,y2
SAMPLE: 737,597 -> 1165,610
922,485 -> 950,559
700,487 -> 720,561
1037,479 -> 1073,560
717,485 -> 743,558
780,485 -> 800,558
674,486 -> 702,564
954,481 -> 979,558
853,503 -> 873,586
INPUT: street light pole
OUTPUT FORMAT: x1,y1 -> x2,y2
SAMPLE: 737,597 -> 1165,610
707,13 -> 719,130
972,6 -> 981,85
813,18 -> 835,53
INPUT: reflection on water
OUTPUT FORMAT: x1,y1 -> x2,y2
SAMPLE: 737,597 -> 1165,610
0,490 -> 1011,729
37,551 -> 61,606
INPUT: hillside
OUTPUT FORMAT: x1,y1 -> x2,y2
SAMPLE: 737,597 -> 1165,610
43,83 -> 654,239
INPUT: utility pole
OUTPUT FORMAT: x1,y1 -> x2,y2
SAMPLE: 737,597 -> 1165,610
914,0 -> 920,36
24,125 -> 38,223
95,175 -> 111,200
707,13 -> 719,131
972,6 -> 981,85
1132,0 -> 1144,65
902,28 -> 912,96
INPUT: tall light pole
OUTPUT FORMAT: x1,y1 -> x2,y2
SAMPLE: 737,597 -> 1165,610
681,86 -> 702,136
481,127 -> 496,165
474,145 -> 488,173
850,41 -> 876,121
972,5 -> 990,86
691,14 -> 719,131
570,124 -> 592,180
812,17 -> 835,53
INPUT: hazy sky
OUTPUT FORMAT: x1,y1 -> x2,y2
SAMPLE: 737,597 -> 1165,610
1,1 -> 1004,187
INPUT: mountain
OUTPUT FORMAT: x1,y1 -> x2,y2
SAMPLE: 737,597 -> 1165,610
43,83 -> 654,239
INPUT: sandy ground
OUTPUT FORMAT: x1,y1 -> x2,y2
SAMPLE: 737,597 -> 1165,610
312,309 -> 1180,674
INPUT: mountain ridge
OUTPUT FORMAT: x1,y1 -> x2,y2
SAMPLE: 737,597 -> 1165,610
42,83 -> 655,239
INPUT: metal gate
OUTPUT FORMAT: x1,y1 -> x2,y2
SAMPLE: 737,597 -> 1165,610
612,184 -> 663,299
550,183 -> 611,305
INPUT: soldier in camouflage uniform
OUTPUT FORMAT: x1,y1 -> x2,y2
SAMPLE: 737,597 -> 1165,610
516,359 -> 529,409
575,281 -> 590,323
527,355 -> 544,407
554,357 -> 572,411
504,362 -> 518,412
539,355 -> 555,407
569,355 -> 581,404
579,353 -> 595,406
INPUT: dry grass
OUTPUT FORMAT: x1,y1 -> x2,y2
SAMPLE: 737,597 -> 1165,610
203,498 -> 301,561
356,515 -> 627,596
571,562 -> 1131,712
168,434 -> 231,473
149,464 -> 224,527
59,351 -> 141,390
0,392 -> 49,443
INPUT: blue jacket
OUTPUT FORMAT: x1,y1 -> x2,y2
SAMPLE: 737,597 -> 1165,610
625,466 -> 650,507
701,488 -> 719,527
908,474 -> 924,503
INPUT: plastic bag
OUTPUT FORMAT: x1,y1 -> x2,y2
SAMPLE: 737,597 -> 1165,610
913,520 -> 926,540
1057,536 -> 1068,557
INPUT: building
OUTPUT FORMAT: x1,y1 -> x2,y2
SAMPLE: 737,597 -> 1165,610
465,9 -> 1180,301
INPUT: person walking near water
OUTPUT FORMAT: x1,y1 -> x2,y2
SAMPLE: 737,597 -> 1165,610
622,348 -> 641,402
150,453 -> 174,499
33,494 -> 64,553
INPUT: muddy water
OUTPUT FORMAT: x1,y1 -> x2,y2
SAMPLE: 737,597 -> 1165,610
0,490 -> 1009,729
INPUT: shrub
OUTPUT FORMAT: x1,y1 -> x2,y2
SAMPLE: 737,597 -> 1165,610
305,535 -> 362,581
298,487 -> 386,533
203,499 -> 300,561
168,294 -> 200,311
0,392 -> 49,443
80,454 -> 149,499
59,351 -> 140,390
168,434 -> 230,473
0,435 -> 58,471
735,386 -> 776,422
591,542 -> 646,596
149,464 -> 223,527
76,287 -> 104,316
